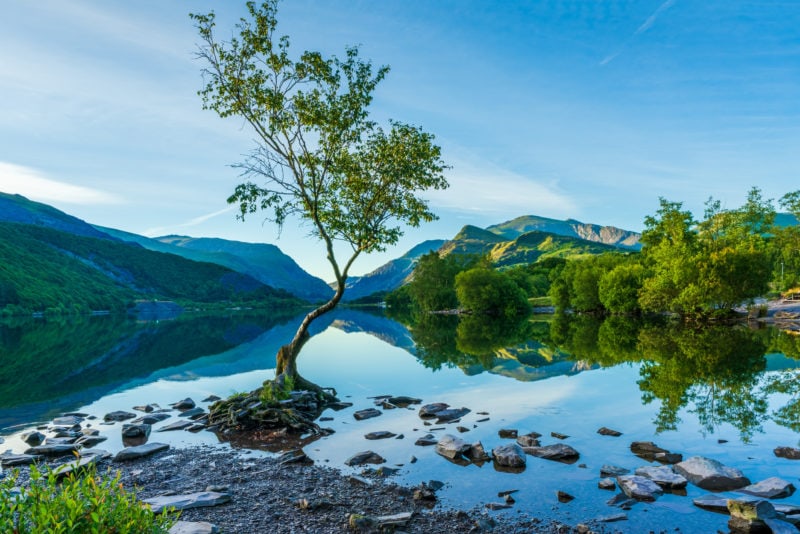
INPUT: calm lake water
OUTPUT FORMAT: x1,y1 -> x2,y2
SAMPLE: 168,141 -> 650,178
2,308 -> 800,532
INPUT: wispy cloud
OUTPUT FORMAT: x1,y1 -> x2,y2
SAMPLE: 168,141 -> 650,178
600,0 -> 677,66
142,206 -> 235,237
425,157 -> 577,219
0,161 -> 122,205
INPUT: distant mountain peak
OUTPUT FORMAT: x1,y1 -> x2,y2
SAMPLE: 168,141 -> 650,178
486,214 -> 641,250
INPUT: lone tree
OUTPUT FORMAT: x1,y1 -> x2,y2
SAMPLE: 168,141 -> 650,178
191,1 -> 448,394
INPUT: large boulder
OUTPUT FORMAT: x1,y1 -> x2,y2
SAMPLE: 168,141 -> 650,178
435,434 -> 471,460
492,443 -> 526,468
674,456 -> 750,491
616,475 -> 664,501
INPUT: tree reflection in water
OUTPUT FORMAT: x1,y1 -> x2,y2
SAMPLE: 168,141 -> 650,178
397,309 -> 800,442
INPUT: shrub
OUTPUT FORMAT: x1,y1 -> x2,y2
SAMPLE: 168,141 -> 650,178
0,463 -> 178,533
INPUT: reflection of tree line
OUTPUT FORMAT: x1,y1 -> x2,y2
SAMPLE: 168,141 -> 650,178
397,310 -> 800,442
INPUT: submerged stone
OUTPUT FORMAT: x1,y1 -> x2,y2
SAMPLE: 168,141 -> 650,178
675,456 -> 750,491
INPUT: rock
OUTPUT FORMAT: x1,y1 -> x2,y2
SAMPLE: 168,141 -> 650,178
418,403 -> 449,418
557,491 -> 574,503
599,478 -> 616,490
414,434 -> 437,446
523,443 -> 579,463
616,475 -> 663,501
634,465 -> 688,489
169,521 -> 220,534
277,449 -> 309,465
436,434 -> 471,460
143,492 -> 230,513
0,453 -> 41,466
156,420 -> 194,432
600,465 -> 630,477
486,502 -> 512,510
373,466 -> 399,477
728,498 -> 776,533
327,401 -> 353,410
52,415 -> 83,426
364,431 -> 396,440
413,482 -> 438,501
456,426 -> 469,433
492,443 -> 526,468
179,407 -> 206,419
498,429 -> 518,438
516,435 -> 540,447
122,423 -> 151,439
75,435 -> 107,448
54,455 -> 99,480
550,432 -> 569,440
597,427 -> 622,437
374,512 -> 413,527
170,398 -> 196,410
674,456 -> 750,491
202,395 -> 221,403
764,518 -> 799,534
435,407 -> 470,423
24,444 -> 78,457
21,431 -> 45,446
133,413 -> 171,425
345,451 -> 385,466
133,404 -> 157,413
387,396 -> 421,407
353,408 -> 382,421
104,410 -> 136,422
467,441 -> 491,462
653,452 -> 683,464
113,442 -> 169,462
737,477 -> 796,499
597,513 -> 628,523
774,446 -> 800,460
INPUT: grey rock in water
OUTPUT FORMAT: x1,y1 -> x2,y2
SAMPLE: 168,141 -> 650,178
418,403 -> 449,418
133,413 -> 171,425
75,435 -> 107,448
0,453 -> 41,467
202,395 -> 222,403
179,407 -> 206,419
113,442 -> 169,462
156,420 -> 194,432
737,477 -> 796,499
774,446 -> 800,460
674,456 -> 750,491
25,443 -> 79,457
598,478 -> 616,490
104,410 -> 137,422
616,475 -> 664,501
436,434 -> 471,460
21,431 -> 45,446
169,521 -> 220,534
634,465 -> 688,489
434,407 -> 470,423
52,415 -> 83,426
345,451 -> 385,466
653,452 -> 683,464
597,427 -> 622,437
498,429 -> 518,438
171,398 -> 196,410
143,491 -> 230,513
468,441 -> 490,462
387,396 -> 421,407
133,404 -> 157,413
600,465 -> 630,477
523,443 -> 580,463
492,443 -> 526,468
353,408 -> 382,421
414,434 -> 437,447
727,498 -> 776,534
122,423 -> 151,439
516,434 -> 540,448
364,431 -> 396,440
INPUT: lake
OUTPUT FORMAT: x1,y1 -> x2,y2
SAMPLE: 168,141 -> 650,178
2,308 -> 800,532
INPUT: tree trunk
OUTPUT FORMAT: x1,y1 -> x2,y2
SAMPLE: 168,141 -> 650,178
270,284 -> 345,400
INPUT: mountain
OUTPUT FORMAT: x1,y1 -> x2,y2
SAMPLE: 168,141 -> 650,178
0,192 -> 114,240
97,228 -> 333,303
487,215 -> 641,250
341,239 -> 445,301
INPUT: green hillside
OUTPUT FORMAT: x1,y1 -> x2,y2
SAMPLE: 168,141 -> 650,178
0,222 -> 300,316
487,215 -> 641,250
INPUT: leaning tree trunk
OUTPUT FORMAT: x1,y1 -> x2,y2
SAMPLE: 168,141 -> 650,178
270,284 -> 345,401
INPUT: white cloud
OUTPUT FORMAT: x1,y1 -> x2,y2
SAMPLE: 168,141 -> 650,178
426,157 -> 577,218
0,161 -> 122,205
142,206 -> 235,237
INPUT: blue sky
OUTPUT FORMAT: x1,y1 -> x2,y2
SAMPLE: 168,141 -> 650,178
1,1 -> 798,280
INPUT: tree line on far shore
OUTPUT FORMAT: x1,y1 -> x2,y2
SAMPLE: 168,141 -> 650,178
390,187 -> 800,321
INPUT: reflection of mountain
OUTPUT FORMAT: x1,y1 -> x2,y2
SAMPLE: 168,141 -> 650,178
330,308 -> 416,353
464,342 -> 597,381
0,312 -> 298,429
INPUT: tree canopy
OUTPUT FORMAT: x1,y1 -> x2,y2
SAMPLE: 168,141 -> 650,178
192,0 -> 448,384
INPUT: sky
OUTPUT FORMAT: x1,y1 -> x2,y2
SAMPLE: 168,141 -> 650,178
1,1 -> 799,280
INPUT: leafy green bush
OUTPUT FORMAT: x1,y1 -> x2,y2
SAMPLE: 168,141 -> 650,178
0,463 -> 178,533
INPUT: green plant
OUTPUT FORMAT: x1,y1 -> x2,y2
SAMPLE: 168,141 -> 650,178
0,463 -> 178,533
260,374 -> 296,404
